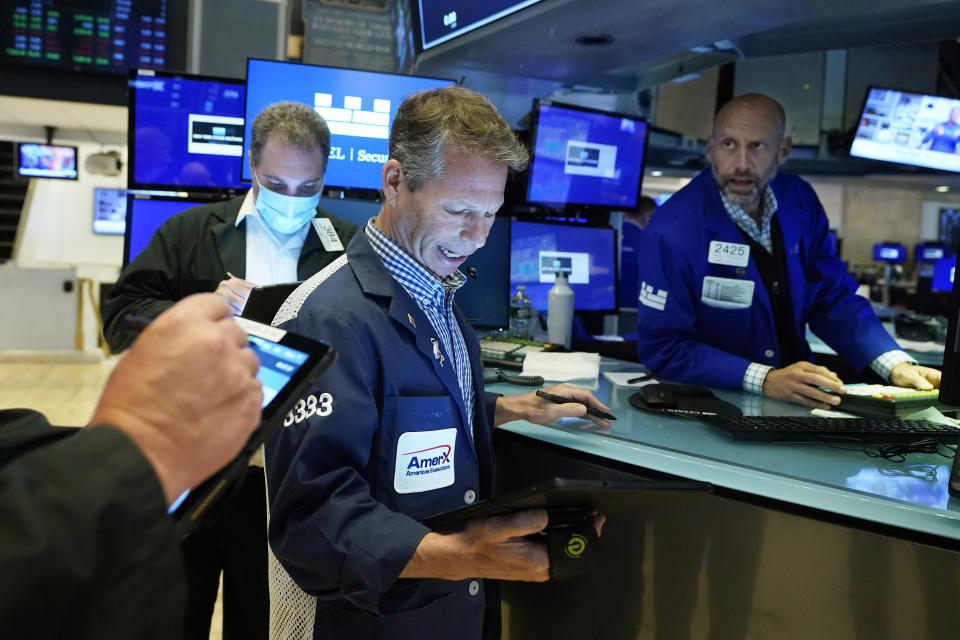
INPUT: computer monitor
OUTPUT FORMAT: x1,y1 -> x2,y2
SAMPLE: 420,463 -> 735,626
849,87 -> 960,173
457,216 -> 510,329
128,69 -> 247,192
916,242 -> 948,263
939,208 -> 960,252
939,251 -> 960,405
509,219 -> 617,312
873,243 -> 906,263
243,59 -> 454,196
92,187 -> 127,235
16,143 -> 77,180
526,100 -> 648,209
932,255 -> 956,293
123,195 -> 206,266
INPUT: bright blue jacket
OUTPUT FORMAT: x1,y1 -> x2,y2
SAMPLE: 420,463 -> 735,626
264,232 -> 498,639
635,168 -> 899,390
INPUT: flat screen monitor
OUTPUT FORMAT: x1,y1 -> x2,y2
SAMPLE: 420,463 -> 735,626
243,59 -> 454,195
509,219 -> 617,312
416,0 -> 545,51
124,195 -> 206,266
93,187 -> 127,235
457,216 -> 510,329
916,242 -> 948,263
0,1 -> 180,74
849,87 -> 960,173
932,255 -> 956,292
873,243 -> 906,263
17,143 -> 77,179
128,69 -> 246,192
526,100 -> 648,209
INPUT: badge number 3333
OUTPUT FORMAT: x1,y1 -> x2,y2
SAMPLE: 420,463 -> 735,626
284,393 -> 333,426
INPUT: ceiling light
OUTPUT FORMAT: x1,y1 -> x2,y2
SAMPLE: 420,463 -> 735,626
650,170 -> 663,177
936,185 -> 950,193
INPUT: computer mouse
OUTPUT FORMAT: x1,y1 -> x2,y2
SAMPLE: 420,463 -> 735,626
640,385 -> 679,409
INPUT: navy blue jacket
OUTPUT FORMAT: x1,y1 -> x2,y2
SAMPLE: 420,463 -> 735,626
635,169 -> 899,390
264,232 -> 498,639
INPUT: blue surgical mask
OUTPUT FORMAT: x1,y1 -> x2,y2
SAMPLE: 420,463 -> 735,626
253,173 -> 321,235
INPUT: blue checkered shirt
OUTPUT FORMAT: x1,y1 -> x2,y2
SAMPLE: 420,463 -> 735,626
717,190 -> 915,392
365,220 -> 475,436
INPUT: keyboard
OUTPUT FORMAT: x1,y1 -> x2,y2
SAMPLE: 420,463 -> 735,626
479,336 -> 561,370
697,414 -> 960,443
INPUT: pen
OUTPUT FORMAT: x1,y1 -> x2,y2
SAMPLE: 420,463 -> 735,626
226,271 -> 237,279
535,389 -> 617,421
627,373 -> 653,384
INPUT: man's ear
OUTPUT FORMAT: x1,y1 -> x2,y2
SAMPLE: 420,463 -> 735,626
778,136 -> 793,166
382,159 -> 404,203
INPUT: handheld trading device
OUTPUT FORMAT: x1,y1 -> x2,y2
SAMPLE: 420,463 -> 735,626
171,316 -> 336,537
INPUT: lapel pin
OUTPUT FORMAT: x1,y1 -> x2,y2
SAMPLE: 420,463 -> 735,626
430,337 -> 445,367
736,267 -> 746,276
407,313 -> 416,328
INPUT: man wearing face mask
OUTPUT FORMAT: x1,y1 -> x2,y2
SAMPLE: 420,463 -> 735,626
102,101 -> 359,640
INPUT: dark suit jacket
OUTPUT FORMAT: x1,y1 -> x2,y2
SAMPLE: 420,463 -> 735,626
0,409 -> 184,640
103,194 -> 360,352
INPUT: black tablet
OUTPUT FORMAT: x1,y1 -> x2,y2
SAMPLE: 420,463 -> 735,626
422,477 -> 708,533
241,281 -> 302,324
171,316 -> 335,537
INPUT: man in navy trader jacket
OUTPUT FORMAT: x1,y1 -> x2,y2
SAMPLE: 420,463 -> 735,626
636,93 -> 940,408
263,86 -> 610,639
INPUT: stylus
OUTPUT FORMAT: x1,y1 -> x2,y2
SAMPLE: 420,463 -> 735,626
535,389 -> 616,421
627,373 -> 653,384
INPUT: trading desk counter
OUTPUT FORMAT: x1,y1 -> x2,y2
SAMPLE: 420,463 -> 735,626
490,360 -> 960,640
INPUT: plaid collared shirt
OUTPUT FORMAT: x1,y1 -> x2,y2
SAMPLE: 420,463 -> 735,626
719,186 -> 778,253
716,187 -> 916,392
365,220 -> 475,436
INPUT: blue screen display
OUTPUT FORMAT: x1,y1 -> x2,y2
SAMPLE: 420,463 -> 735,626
125,197 -> 204,265
243,59 -> 453,190
932,254 -> 956,292
916,243 -> 948,262
417,0 -> 544,50
130,73 -> 247,190
509,220 -> 617,311
247,334 -> 309,407
873,243 -> 906,263
527,102 -> 647,208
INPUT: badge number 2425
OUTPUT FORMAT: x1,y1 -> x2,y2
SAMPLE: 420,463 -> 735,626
284,393 -> 332,426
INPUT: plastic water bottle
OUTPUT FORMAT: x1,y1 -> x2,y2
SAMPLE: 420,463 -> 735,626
508,285 -> 533,338
547,271 -> 574,348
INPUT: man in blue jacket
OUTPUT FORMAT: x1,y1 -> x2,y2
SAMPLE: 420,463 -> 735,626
636,93 -> 940,408
263,86 -> 610,639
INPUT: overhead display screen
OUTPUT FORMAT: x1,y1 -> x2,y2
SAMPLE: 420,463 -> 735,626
417,0 -> 544,50
527,100 -> 648,208
2,0 -> 170,73
244,58 -> 453,192
850,87 -> 960,173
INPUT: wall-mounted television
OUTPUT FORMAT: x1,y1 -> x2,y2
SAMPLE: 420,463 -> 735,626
243,58 -> 454,197
92,187 -> 127,235
415,0 -> 545,51
509,219 -> 617,312
932,254 -> 956,292
526,100 -> 648,209
849,87 -> 960,173
128,69 -> 247,192
16,143 -> 77,179
916,242 -> 948,263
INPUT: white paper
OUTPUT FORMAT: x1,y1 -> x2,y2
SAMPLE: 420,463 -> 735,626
521,351 -> 601,381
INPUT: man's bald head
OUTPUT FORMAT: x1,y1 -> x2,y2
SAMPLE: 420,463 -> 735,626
713,93 -> 787,141
705,93 -> 792,217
